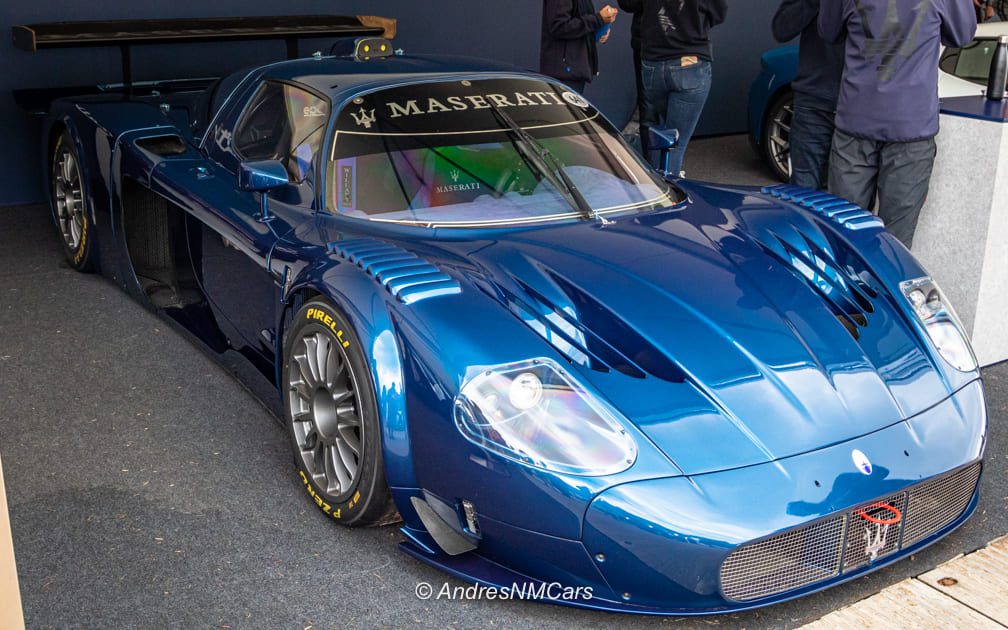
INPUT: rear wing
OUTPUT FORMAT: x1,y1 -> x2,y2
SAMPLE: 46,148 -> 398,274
11,15 -> 396,110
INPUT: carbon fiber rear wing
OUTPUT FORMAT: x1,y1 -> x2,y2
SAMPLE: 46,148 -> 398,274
11,15 -> 396,110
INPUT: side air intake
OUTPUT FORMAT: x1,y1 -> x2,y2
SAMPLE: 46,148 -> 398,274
329,239 -> 461,305
762,185 -> 884,231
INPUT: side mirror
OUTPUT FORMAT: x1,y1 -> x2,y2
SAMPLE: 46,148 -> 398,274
648,128 -> 680,177
238,159 -> 289,192
238,160 -> 288,222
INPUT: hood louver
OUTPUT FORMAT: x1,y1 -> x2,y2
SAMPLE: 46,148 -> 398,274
329,239 -> 461,305
475,273 -> 686,383
755,226 -> 879,339
762,185 -> 884,231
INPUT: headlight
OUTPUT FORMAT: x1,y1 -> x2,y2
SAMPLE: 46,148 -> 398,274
453,359 -> 637,476
900,277 -> 977,372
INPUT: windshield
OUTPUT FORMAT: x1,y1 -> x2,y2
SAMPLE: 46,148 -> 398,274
326,78 -> 681,227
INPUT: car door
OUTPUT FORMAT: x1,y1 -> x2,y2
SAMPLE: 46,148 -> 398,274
189,80 -> 330,368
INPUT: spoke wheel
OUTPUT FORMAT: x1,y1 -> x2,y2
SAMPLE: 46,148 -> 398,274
50,131 -> 94,272
288,330 -> 363,500
763,91 -> 794,183
54,149 -> 85,251
283,299 -> 399,527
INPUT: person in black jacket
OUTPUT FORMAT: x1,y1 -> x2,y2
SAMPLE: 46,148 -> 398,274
773,0 -> 844,190
618,1 -> 649,155
541,0 -> 619,93
622,0 -> 728,175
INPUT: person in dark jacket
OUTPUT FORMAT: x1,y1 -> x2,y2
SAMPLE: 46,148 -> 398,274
819,0 -> 976,247
618,2 -> 649,154
773,0 -> 844,190
541,1 -> 619,93
621,0 -> 728,176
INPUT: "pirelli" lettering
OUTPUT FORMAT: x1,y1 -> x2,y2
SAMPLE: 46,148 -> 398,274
305,308 -> 351,348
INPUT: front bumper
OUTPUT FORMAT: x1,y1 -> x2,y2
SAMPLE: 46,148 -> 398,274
401,379 -> 986,615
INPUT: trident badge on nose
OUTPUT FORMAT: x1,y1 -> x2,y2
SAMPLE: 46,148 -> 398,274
864,522 -> 889,561
857,502 -> 902,562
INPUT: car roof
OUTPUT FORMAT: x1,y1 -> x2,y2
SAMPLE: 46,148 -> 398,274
258,53 -> 535,103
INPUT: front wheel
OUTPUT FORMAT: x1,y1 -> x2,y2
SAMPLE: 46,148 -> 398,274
762,90 -> 794,183
50,131 -> 95,272
283,299 -> 398,527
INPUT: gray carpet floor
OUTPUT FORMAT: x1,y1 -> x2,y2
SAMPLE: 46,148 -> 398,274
0,135 -> 1005,629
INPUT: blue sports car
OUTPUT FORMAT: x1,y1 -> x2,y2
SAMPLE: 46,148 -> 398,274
748,45 -> 798,183
20,15 -> 986,616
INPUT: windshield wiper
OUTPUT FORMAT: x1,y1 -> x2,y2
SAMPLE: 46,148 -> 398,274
489,105 -> 599,222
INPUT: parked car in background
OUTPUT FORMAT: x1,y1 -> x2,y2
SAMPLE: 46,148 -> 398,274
749,22 -> 1008,182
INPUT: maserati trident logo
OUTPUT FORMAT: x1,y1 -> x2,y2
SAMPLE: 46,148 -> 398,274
450,169 -> 460,183
851,449 -> 872,475
351,107 -> 377,129
864,522 -> 889,561
858,502 -> 901,562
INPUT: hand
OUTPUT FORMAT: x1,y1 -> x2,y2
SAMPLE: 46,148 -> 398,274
600,31 -> 611,44
600,5 -> 619,23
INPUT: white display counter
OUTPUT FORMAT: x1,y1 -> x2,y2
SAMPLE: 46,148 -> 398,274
913,96 -> 1008,367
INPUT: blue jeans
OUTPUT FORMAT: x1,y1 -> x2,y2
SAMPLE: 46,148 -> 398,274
641,58 -> 712,174
790,103 -> 835,190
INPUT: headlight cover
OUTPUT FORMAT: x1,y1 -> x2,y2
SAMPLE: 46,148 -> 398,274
453,359 -> 637,476
900,277 -> 977,372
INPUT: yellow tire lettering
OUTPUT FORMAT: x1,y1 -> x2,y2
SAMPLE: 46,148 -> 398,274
73,212 -> 87,264
299,468 -> 343,519
304,307 -> 353,348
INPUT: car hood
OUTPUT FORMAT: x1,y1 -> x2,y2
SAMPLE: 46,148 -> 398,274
432,183 -> 955,475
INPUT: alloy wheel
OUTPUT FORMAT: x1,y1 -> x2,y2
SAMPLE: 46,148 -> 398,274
288,331 -> 364,499
54,150 -> 84,251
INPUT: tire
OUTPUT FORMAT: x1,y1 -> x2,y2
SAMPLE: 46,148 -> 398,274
50,130 -> 95,272
761,89 -> 794,183
283,298 -> 398,527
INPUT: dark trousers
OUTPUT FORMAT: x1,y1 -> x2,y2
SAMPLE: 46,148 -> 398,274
828,129 -> 937,247
641,58 -> 712,175
790,103 -> 835,190
632,47 -> 650,156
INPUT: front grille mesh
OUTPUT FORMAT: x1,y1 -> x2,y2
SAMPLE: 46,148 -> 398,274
720,516 -> 845,603
843,492 -> 907,571
903,464 -> 982,546
720,463 -> 981,602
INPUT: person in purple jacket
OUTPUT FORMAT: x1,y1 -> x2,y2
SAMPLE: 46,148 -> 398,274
819,0 -> 976,247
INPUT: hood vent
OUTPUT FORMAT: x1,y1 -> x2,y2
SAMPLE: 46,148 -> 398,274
756,227 -> 879,339
329,239 -> 461,305
762,185 -> 884,231
474,273 -> 685,383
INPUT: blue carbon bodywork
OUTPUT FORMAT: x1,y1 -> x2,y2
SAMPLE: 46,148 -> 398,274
40,50 -> 985,615
748,45 -> 798,148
